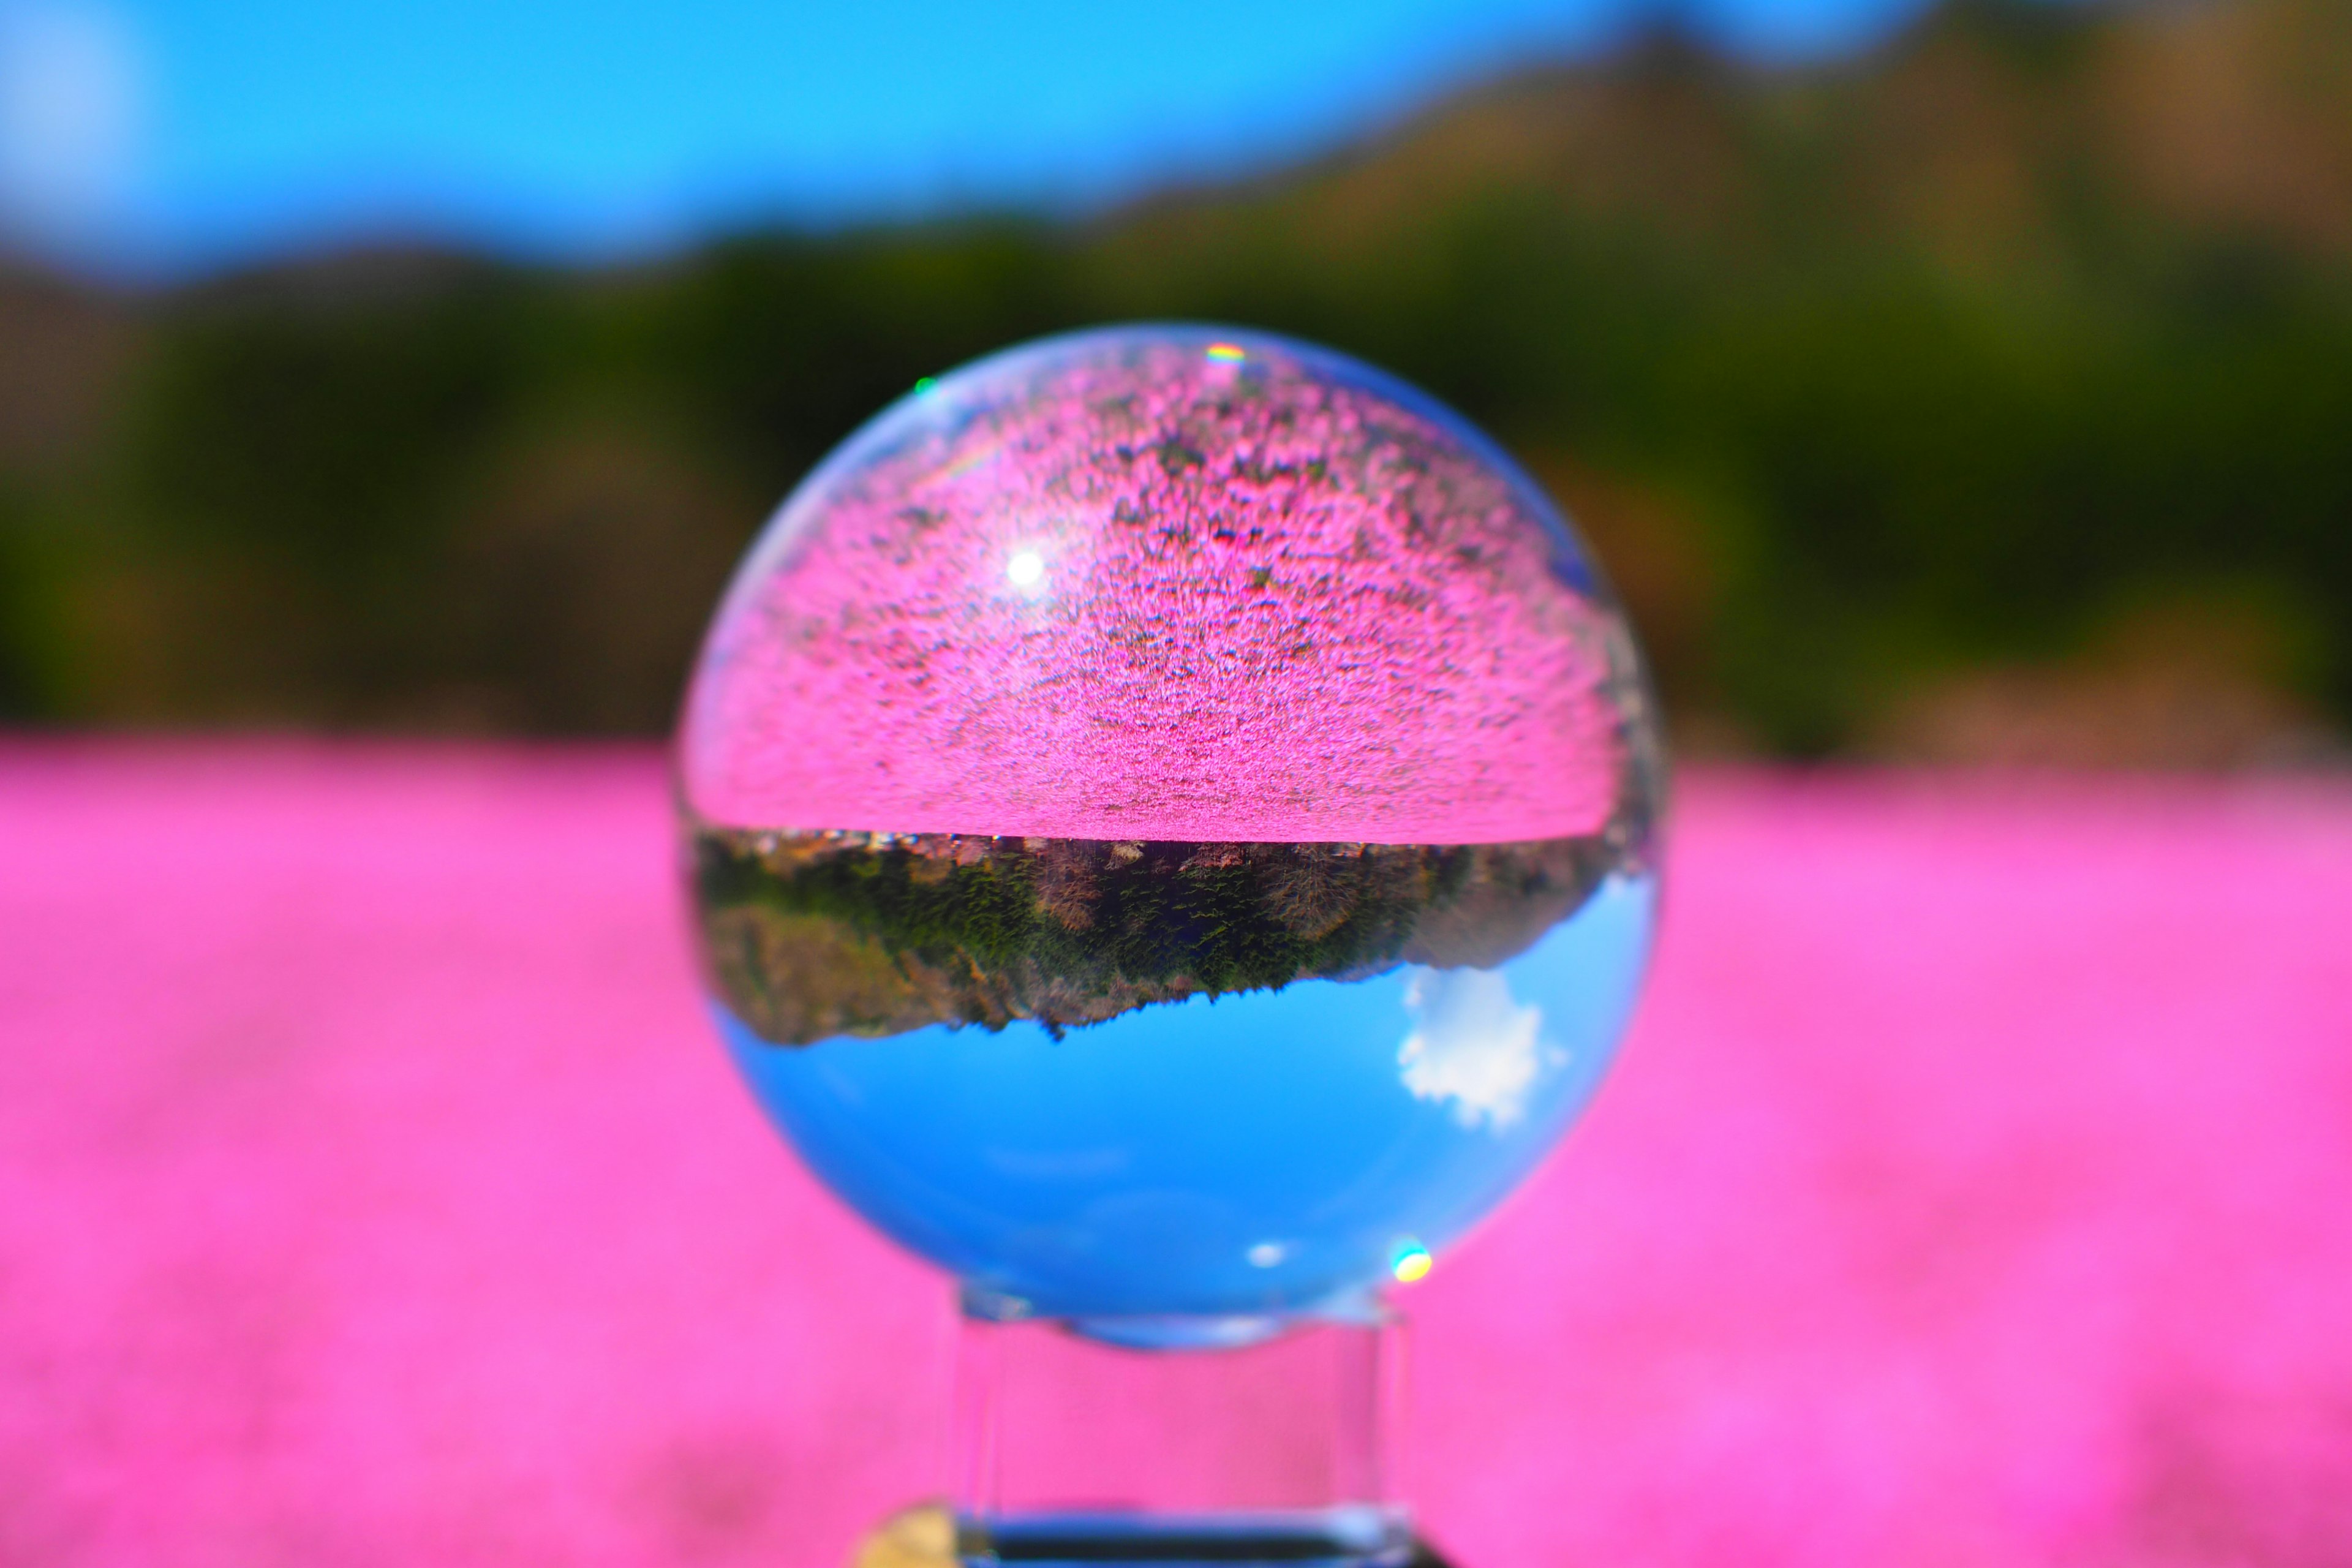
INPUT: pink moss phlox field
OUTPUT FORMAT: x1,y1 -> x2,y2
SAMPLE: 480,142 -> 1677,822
682,331 -> 1632,843
10,744 -> 2352,1567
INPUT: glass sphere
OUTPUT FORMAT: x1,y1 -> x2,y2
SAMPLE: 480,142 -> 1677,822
678,325 -> 1663,1340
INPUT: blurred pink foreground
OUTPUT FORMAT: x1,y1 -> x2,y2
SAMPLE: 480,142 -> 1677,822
4,743 -> 2350,1567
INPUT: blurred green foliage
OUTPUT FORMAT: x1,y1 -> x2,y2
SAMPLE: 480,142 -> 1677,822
4,0 -> 2350,760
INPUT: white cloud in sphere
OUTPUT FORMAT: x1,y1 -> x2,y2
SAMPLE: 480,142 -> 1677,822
1397,966 -> 1556,1131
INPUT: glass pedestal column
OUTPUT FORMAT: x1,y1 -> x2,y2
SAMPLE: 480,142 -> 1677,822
952,1295 -> 1410,1568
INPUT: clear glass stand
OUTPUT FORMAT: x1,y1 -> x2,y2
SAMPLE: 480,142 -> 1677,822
952,1291 -> 1411,1568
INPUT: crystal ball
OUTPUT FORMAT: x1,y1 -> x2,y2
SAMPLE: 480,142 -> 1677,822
678,325 -> 1663,1338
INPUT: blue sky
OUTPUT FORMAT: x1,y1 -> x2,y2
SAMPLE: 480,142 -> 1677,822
0,0 -> 1932,275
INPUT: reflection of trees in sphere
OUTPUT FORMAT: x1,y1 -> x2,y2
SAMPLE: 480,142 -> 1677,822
677,326 -> 1664,1340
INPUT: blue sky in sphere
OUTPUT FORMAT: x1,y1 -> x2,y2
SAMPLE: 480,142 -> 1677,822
0,0 -> 1934,274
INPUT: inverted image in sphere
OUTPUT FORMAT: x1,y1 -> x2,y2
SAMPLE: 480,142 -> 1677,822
679,326 -> 1663,1334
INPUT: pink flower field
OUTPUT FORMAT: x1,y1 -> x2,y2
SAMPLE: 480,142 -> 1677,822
4,742 -> 2350,1567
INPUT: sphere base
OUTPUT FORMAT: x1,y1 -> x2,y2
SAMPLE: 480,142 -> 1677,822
958,1507 -> 1412,1568
954,1302 -> 1409,1568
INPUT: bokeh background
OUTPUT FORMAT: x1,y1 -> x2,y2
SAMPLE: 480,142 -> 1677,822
6,0 -> 2350,765
7,2 -> 2352,1566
